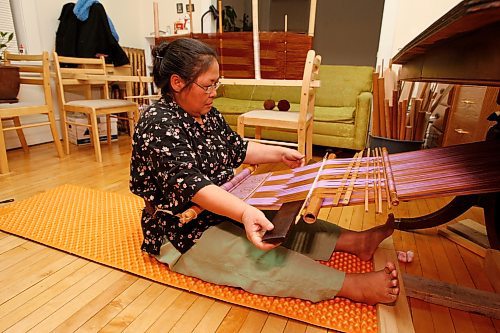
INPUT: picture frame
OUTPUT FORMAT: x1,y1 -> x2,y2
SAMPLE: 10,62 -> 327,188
186,4 -> 194,12
176,3 -> 183,14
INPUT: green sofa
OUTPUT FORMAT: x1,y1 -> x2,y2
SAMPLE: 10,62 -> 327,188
213,65 -> 373,150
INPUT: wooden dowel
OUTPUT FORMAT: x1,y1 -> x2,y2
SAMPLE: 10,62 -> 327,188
378,77 -> 387,138
372,149 -> 379,213
364,147 -> 371,212
296,152 -> 329,223
333,152 -> 359,206
413,99 -> 425,141
372,72 -> 381,136
342,150 -> 364,205
392,90 -> 399,139
384,99 -> 391,139
382,148 -> 399,207
375,148 -> 383,213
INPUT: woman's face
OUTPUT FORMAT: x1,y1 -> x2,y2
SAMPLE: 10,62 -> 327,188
175,59 -> 220,120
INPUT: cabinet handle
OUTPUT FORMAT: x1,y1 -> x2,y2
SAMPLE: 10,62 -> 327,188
461,99 -> 476,104
454,128 -> 470,134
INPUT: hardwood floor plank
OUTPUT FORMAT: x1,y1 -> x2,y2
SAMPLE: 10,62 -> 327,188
29,269 -> 127,332
237,310 -> 268,333
0,234 -> 28,254
0,249 -> 73,304
261,314 -> 288,333
215,306 -> 250,333
100,282 -> 167,332
283,320 -> 307,333
2,264 -> 111,332
76,278 -> 152,332
0,239 -> 44,271
192,301 -> 232,333
53,273 -> 139,333
122,286 -> 184,333
0,258 -> 88,318
145,292 -> 198,333
169,296 -> 215,333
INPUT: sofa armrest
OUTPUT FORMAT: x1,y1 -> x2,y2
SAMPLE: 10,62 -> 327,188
353,91 -> 373,149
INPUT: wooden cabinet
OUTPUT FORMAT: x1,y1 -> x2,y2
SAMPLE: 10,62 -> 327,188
434,86 -> 499,147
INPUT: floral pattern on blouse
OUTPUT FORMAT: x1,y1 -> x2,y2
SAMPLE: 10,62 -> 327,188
130,98 -> 248,255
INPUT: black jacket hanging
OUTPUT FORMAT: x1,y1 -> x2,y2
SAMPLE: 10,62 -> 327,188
55,2 -> 129,66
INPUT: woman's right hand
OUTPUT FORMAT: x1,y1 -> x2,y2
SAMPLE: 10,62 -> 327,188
241,205 -> 279,251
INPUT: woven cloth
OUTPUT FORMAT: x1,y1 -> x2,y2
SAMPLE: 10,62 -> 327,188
0,184 -> 377,332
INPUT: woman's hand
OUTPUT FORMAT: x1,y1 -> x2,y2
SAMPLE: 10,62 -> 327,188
241,205 -> 280,251
281,148 -> 305,168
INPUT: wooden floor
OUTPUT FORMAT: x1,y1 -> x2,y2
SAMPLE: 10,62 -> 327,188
0,137 -> 498,333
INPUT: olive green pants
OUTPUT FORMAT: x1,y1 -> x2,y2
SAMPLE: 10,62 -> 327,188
156,219 -> 345,302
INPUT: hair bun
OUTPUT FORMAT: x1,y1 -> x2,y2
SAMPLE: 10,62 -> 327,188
152,42 -> 170,60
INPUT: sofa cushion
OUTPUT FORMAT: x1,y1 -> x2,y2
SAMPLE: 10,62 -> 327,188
314,106 -> 355,123
214,98 -> 301,115
220,85 -> 302,104
316,65 -> 373,107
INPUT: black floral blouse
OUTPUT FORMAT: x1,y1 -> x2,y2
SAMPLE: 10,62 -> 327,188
130,98 -> 248,255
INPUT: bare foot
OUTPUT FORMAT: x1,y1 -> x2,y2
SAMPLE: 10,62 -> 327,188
337,262 -> 399,305
335,213 -> 395,261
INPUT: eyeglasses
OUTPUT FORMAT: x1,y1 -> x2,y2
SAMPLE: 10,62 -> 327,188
193,80 -> 221,94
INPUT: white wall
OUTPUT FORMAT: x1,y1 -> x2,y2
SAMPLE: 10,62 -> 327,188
376,0 -> 461,72
6,0 -> 215,149
5,0 -> 461,149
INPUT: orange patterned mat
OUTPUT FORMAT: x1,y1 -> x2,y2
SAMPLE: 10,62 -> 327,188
0,185 -> 377,332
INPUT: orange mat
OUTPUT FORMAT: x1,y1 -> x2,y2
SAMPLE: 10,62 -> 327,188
0,185 -> 377,332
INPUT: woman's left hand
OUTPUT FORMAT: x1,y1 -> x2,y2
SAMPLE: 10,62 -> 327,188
281,148 -> 305,168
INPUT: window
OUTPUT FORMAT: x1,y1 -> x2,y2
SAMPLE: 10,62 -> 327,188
0,0 -> 18,54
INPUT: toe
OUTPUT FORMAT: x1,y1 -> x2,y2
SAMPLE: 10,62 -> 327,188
386,261 -> 396,272
390,287 -> 400,295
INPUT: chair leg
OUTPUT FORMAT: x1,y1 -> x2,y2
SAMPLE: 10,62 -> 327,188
306,123 -> 313,162
255,126 -> 262,140
12,117 -> 29,153
61,111 -> 71,155
297,127 -> 306,159
237,115 -> 245,138
47,111 -> 64,158
0,121 -> 10,174
106,114 -> 112,144
89,113 -> 103,163
127,110 -> 135,141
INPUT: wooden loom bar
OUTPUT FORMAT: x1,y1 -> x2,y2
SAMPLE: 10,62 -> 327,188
342,150 -> 364,205
364,148 -> 371,212
375,148 -> 383,213
177,165 -> 258,223
382,147 -> 399,206
298,152 -> 329,223
332,152 -> 359,206
303,153 -> 336,223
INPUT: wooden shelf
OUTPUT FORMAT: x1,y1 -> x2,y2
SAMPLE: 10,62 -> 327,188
392,0 -> 500,86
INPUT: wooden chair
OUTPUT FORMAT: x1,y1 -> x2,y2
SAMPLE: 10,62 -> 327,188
123,69 -> 160,119
236,50 -> 322,162
53,52 -> 139,163
0,51 -> 64,175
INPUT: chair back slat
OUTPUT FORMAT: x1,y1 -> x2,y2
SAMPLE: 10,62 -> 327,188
20,78 -> 44,85
59,67 -> 105,75
53,52 -> 110,104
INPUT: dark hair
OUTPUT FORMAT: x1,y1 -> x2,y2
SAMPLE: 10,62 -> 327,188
152,38 -> 218,99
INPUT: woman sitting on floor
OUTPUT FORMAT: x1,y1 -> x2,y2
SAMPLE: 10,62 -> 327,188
129,38 -> 399,304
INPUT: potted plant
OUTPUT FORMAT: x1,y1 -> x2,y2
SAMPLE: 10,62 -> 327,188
0,31 -> 21,103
